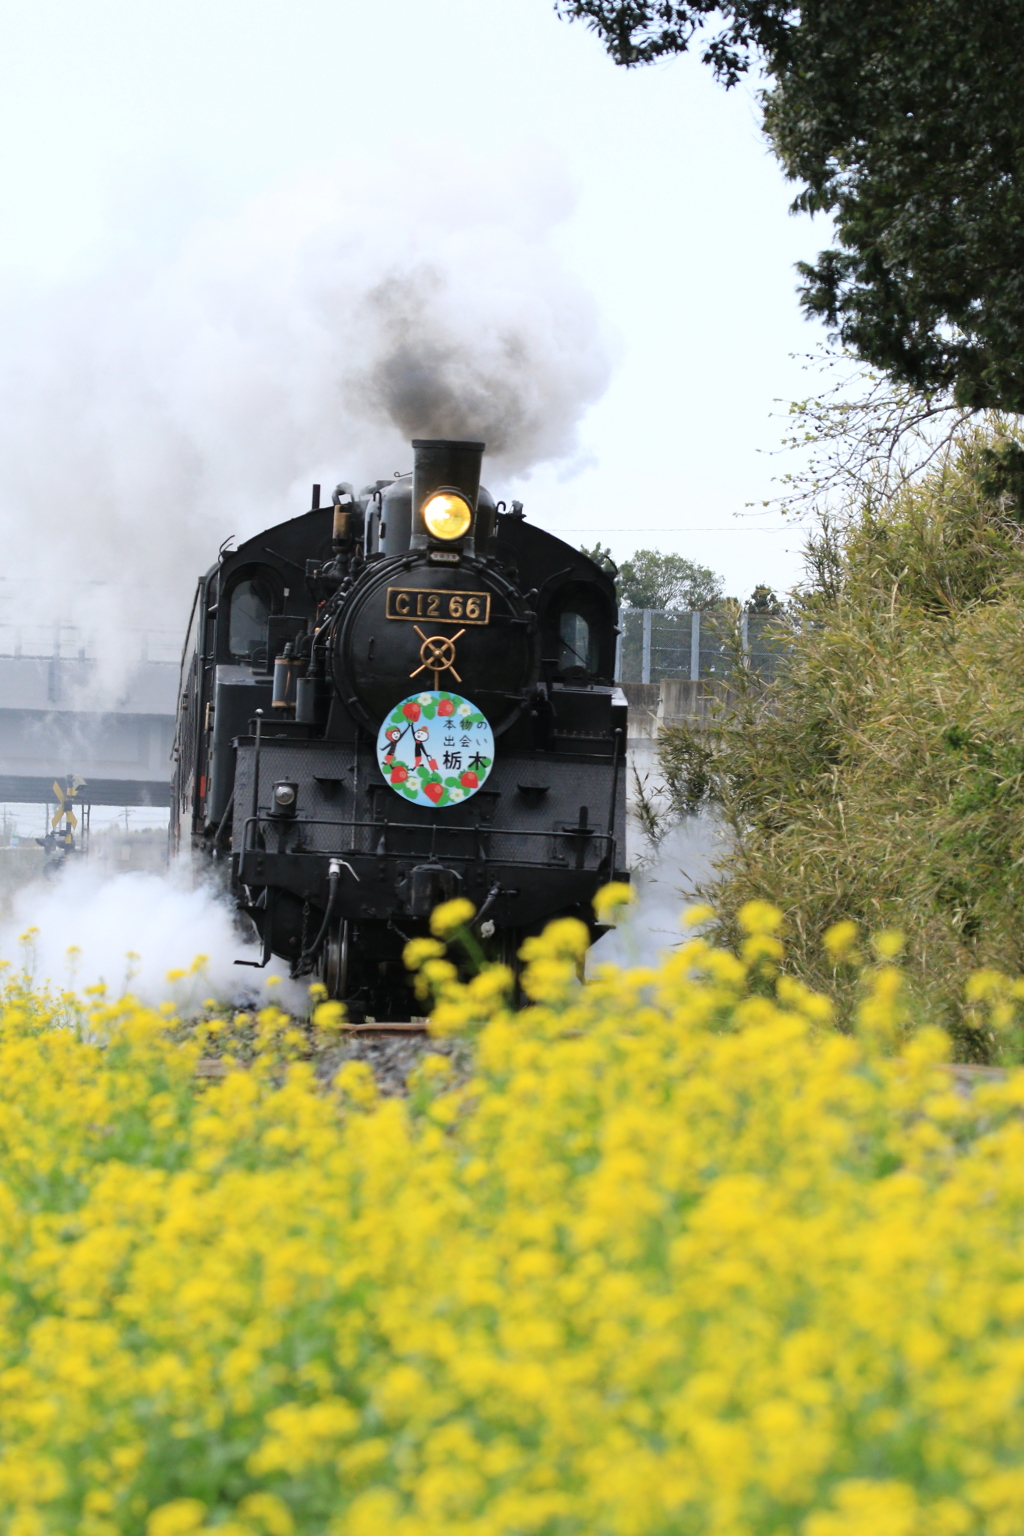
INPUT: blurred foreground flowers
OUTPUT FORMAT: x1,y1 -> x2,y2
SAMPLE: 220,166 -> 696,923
3,910 -> 1024,1535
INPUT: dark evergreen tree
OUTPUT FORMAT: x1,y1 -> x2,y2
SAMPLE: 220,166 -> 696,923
556,0 -> 1024,411
580,542 -> 619,578
746,584 -> 781,615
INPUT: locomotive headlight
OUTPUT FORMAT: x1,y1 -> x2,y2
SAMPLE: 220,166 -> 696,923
422,490 -> 472,541
271,780 -> 298,817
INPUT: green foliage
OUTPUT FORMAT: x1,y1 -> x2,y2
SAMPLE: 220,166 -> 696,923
580,545 -> 725,631
618,548 -> 723,610
773,2 -> 1024,412
657,428 -> 1024,1052
580,540 -> 618,577
975,439 -> 1024,517
746,584 -> 781,614
554,0 -> 790,79
557,0 -> 1024,411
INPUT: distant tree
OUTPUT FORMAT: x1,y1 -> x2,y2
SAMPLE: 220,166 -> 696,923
746,585 -> 782,615
618,549 -> 723,610
556,0 -> 1024,412
580,541 -> 619,577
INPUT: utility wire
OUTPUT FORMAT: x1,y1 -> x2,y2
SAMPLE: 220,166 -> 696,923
559,526 -> 791,534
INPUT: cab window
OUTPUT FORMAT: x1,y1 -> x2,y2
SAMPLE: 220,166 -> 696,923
559,609 -> 597,672
228,575 -> 276,664
547,581 -> 613,679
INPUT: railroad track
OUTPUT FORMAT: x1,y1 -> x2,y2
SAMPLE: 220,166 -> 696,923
195,1052 -> 1013,1083
195,1021 -> 440,1086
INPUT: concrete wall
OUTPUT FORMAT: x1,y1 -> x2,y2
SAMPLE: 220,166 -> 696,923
623,678 -> 738,863
0,658 -> 178,804
0,657 -> 178,714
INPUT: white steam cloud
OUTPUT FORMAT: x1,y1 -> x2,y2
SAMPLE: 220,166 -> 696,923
589,815 -> 728,970
0,146 -> 611,652
0,817 -> 725,1011
0,861 -> 284,1012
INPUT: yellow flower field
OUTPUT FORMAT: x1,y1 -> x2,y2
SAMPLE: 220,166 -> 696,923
3,900 -> 1024,1536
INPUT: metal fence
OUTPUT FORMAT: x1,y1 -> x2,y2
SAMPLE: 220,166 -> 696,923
615,609 -> 789,685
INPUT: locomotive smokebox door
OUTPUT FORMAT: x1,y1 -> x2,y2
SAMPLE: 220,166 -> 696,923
334,558 -> 539,735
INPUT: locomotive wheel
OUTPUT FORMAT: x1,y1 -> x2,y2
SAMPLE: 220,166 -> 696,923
318,917 -> 350,1000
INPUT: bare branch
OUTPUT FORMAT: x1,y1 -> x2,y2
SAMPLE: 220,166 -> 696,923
756,347 -> 988,523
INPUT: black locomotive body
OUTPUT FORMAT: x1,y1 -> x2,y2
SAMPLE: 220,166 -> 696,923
172,438 -> 628,1018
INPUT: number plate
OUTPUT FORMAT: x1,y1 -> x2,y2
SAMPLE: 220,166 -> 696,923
385,587 -> 491,624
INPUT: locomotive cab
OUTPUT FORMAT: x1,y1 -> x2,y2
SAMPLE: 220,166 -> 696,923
171,439 -> 628,1019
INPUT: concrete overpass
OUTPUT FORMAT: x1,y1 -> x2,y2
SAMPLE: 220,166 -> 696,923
0,614 -> 747,820
0,624 -> 178,807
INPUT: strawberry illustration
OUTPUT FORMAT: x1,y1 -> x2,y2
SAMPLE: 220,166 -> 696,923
390,765 -> 409,784
423,780 -> 444,804
437,698 -> 455,716
403,701 -> 421,722
460,770 -> 479,789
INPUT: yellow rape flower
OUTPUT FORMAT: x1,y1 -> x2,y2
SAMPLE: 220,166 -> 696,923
147,1502 -> 207,1536
237,1493 -> 295,1535
403,937 -> 446,970
312,1000 -> 346,1033
965,967 -> 1008,1003
429,898 -> 476,938
823,920 -> 859,961
0,916 -> 1022,1536
737,899 -> 783,936
520,917 -> 589,961
592,881 -> 635,921
332,1060 -> 378,1109
681,901 -> 715,927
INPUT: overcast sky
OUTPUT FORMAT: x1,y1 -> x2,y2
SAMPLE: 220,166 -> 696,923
0,0 -> 832,606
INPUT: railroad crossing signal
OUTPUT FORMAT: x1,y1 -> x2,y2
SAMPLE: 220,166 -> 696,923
51,775 -> 84,831
36,775 -> 87,864
51,774 -> 85,843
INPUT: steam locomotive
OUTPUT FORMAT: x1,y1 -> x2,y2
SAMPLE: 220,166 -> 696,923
172,438 -> 628,1018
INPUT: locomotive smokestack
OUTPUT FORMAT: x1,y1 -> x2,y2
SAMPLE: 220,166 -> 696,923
411,438 -> 485,552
